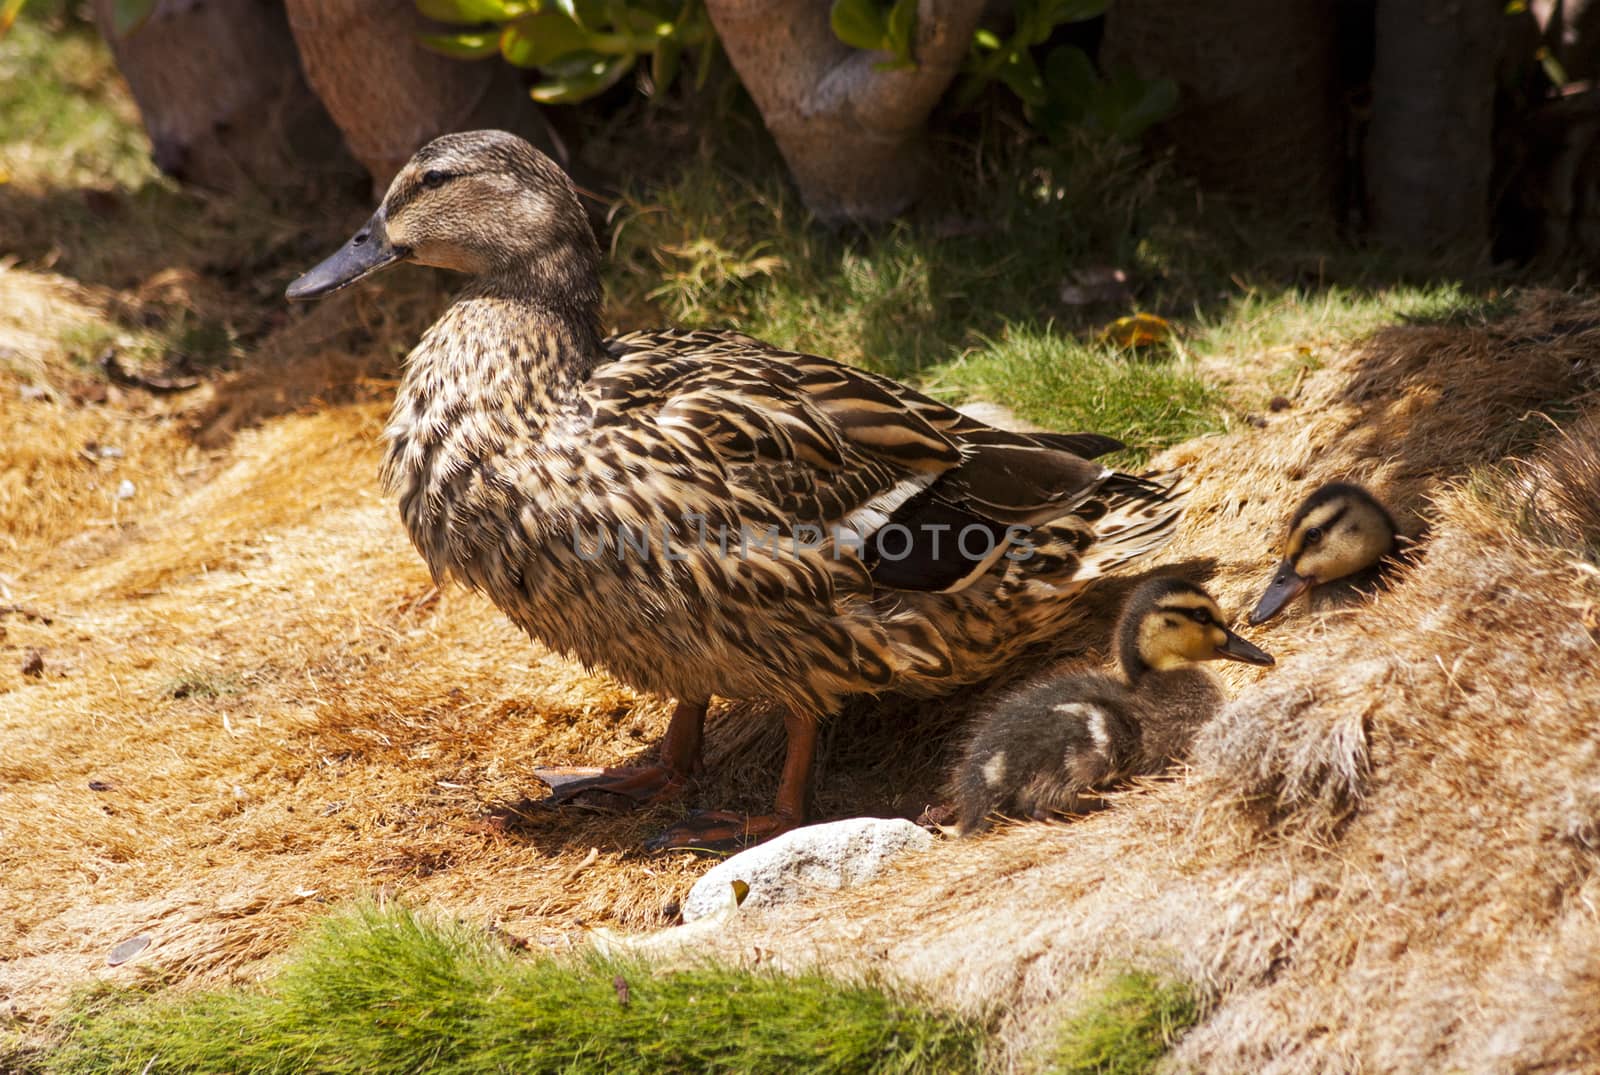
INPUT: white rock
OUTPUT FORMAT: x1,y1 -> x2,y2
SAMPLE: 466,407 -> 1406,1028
115,479 -> 135,500
680,817 -> 934,923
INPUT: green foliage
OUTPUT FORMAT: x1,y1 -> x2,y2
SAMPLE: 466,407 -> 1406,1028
415,0 -> 711,103
1044,970 -> 1201,1075
958,0 -> 1176,143
829,0 -> 918,71
42,904 -> 985,1075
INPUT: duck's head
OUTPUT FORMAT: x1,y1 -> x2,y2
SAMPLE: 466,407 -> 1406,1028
1116,577 -> 1274,679
1249,481 -> 1399,625
286,130 -> 596,301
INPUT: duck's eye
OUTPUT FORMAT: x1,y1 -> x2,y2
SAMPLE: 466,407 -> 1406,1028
1190,607 -> 1212,625
422,169 -> 451,189
1304,526 -> 1324,544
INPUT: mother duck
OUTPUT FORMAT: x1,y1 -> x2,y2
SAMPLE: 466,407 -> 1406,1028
287,130 -> 1185,851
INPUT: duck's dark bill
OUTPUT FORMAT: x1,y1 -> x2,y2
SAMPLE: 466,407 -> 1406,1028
1216,627 -> 1275,666
285,212 -> 408,301
1248,560 -> 1311,625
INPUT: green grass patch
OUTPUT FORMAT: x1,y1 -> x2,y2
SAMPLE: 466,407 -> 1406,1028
0,0 -> 155,190
603,138 -> 1498,446
605,136 -> 1170,382
937,329 -> 1225,459
41,904 -> 985,1075
1044,970 -> 1201,1075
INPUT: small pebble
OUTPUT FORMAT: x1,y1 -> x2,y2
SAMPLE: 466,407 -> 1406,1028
1269,395 -> 1292,412
21,650 -> 44,678
116,479 -> 136,500
107,935 -> 150,966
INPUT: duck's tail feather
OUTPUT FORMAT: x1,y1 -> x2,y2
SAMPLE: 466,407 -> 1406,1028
1074,470 -> 1187,581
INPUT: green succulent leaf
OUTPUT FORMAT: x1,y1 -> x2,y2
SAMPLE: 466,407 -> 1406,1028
1038,0 -> 1107,26
500,11 -> 599,67
418,29 -> 504,58
607,0 -> 668,38
530,51 -> 634,101
1042,43 -> 1096,120
551,0 -> 607,31
1094,68 -> 1177,139
651,36 -> 682,92
1537,46 -> 1570,87
996,44 -> 1047,107
111,0 -> 157,38
884,0 -> 917,65
830,0 -> 889,52
416,0 -> 525,25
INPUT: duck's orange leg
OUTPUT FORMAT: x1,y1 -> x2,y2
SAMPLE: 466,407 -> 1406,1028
534,699 -> 706,806
645,711 -> 816,853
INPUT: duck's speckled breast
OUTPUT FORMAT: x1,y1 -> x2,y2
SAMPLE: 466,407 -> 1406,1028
378,300 -> 878,709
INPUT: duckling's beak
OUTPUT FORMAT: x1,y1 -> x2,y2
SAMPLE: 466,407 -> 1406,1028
1248,559 -> 1311,625
286,209 -> 410,301
1216,626 -> 1275,666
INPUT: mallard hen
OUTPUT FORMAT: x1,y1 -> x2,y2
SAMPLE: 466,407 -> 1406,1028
952,577 -> 1273,834
1249,481 -> 1402,624
286,129 -> 1187,850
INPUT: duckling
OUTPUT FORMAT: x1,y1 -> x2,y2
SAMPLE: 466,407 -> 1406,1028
1249,482 -> 1400,625
285,130 -> 1187,852
953,577 -> 1273,835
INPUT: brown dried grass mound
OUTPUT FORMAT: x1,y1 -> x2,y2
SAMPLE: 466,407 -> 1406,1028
5,277 -> 1600,1073
657,292 -> 1600,1073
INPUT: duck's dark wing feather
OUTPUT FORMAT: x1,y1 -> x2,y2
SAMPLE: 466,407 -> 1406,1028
594,329 -> 1126,591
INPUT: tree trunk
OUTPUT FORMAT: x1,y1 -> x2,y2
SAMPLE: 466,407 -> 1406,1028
704,0 -> 986,222
1366,0 -> 1501,253
1101,0 -> 1340,219
92,0 -> 351,192
282,0 -> 556,192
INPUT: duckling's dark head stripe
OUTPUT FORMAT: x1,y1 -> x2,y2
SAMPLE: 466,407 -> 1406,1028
1289,503 -> 1349,559
1288,481 -> 1395,533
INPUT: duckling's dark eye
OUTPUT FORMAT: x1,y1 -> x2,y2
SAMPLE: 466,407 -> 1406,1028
422,169 -> 451,189
1190,607 -> 1212,625
1304,526 -> 1324,544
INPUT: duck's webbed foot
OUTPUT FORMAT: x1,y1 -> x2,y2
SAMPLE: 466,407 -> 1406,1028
643,808 -> 799,854
534,699 -> 706,810
533,763 -> 692,807
645,709 -> 817,853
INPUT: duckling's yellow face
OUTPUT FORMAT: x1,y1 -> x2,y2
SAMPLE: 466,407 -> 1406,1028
1126,583 -> 1275,672
287,130 -> 593,302
1250,483 -> 1399,624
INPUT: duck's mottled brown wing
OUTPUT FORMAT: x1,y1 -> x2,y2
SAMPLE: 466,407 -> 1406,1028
594,329 -> 1125,591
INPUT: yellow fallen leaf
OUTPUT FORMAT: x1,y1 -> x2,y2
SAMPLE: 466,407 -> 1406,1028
1099,312 -> 1174,349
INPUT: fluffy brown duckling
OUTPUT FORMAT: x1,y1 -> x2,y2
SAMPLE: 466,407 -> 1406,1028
1249,482 -> 1401,625
284,130 -> 1187,852
952,577 -> 1273,835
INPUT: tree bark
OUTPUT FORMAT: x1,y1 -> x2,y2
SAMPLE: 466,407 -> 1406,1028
1101,0 -> 1340,219
704,0 -> 986,222
282,0 -> 556,192
1366,0 -> 1501,253
92,0 -> 351,192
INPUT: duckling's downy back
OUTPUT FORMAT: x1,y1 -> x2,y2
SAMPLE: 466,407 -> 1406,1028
952,577 -> 1271,834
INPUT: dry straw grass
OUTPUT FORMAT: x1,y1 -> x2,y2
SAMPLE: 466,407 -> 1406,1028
5,260 -> 1600,1075
637,291 -> 1600,1072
